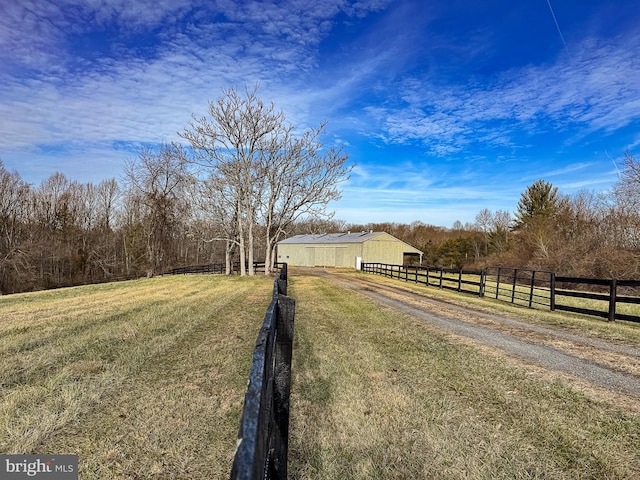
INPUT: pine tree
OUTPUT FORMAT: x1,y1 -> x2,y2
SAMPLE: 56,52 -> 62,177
514,179 -> 559,230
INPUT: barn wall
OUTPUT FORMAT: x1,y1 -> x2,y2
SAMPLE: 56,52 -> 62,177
277,243 -> 363,267
277,243 -> 308,266
277,232 -> 422,267
362,237 -> 405,265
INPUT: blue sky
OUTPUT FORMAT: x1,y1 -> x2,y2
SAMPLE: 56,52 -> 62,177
1,0 -> 639,227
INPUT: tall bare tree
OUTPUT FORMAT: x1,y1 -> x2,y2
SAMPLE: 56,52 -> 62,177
124,145 -> 191,276
178,85 -> 350,276
611,152 -> 640,253
178,85 -> 285,276
191,173 -> 240,274
260,122 -> 350,273
615,152 -> 640,204
488,210 -> 512,255
0,160 -> 32,293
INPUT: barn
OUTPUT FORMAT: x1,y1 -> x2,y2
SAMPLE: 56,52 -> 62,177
276,231 -> 423,268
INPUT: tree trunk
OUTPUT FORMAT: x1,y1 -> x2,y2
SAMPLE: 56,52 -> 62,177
225,239 -> 232,275
248,217 -> 255,276
237,210 -> 246,277
264,235 -> 272,275
269,242 -> 278,274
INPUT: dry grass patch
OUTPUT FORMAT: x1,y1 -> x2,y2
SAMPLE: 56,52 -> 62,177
288,274 -> 640,479
0,275 -> 274,479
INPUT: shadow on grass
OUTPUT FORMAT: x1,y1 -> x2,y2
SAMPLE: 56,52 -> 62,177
288,320 -> 337,477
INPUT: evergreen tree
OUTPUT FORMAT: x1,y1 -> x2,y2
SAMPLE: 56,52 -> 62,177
514,179 -> 559,230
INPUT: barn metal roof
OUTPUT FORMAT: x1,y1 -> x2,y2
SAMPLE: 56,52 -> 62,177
278,232 -> 423,255
278,232 -> 383,244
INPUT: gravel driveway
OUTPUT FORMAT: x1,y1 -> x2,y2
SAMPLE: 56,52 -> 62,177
305,268 -> 640,400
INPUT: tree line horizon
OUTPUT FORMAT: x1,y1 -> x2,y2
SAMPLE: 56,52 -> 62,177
1,87 -> 639,294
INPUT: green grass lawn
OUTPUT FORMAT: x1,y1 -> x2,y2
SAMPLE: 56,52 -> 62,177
288,273 -> 640,479
0,275 -> 273,479
2,272 -> 639,479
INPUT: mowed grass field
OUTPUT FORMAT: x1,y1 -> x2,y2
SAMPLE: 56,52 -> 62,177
288,273 -> 640,479
0,275 -> 274,479
2,272 -> 640,479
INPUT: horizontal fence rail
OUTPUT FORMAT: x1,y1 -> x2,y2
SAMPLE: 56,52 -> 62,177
362,263 -> 640,324
362,263 -> 485,296
554,276 -> 640,323
230,264 -> 296,480
484,266 -> 553,310
165,262 -> 281,276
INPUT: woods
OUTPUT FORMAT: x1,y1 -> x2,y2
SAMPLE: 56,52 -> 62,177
1,84 -> 639,294
0,86 -> 352,293
347,155 -> 640,279
4,145 -> 640,294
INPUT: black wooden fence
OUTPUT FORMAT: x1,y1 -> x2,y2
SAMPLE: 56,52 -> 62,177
554,275 -> 640,322
230,263 -> 296,480
362,263 -> 485,296
362,263 -> 640,323
165,262 -> 272,275
484,266 -> 553,310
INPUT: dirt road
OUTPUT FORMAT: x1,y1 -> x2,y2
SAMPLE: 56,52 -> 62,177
296,268 -> 640,405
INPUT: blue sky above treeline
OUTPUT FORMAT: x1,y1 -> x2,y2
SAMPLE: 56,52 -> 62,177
1,0 -> 639,227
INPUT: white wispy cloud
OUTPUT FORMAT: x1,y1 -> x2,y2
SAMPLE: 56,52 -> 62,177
0,0 -> 392,148
0,0 -> 637,225
359,31 -> 640,158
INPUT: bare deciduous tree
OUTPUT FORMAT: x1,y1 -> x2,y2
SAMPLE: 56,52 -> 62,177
178,85 -> 351,276
179,85 -> 285,276
124,145 -> 191,276
0,160 -> 32,293
260,122 -> 351,273
191,173 -> 240,274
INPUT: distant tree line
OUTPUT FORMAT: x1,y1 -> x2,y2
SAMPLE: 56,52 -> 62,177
0,86 -> 351,294
1,85 -> 638,293
345,153 -> 640,279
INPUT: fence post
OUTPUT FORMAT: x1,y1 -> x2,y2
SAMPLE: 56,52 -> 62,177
550,272 -> 556,311
528,270 -> 536,308
457,270 -> 462,292
608,279 -> 617,322
511,268 -> 518,303
495,268 -> 501,300
439,269 -> 443,289
479,270 -> 486,297
276,265 -> 288,296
